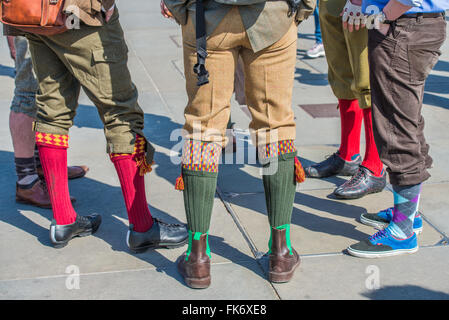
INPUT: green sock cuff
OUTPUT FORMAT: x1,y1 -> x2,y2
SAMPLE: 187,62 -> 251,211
267,224 -> 293,256
260,151 -> 297,167
186,230 -> 211,261
182,167 -> 219,178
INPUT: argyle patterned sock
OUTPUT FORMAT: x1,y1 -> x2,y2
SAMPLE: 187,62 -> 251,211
110,135 -> 154,233
15,157 -> 38,187
34,144 -> 41,169
338,99 -> 363,162
388,184 -> 422,239
35,132 -> 76,225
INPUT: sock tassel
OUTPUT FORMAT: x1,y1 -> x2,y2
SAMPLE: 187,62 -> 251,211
295,157 -> 306,183
175,174 -> 185,191
135,155 -> 154,176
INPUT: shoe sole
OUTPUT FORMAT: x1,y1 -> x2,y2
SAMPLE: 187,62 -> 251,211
269,258 -> 301,283
183,275 -> 211,289
130,238 -> 189,254
306,167 -> 360,179
346,246 -> 419,259
16,197 -> 52,209
16,197 -> 76,209
334,186 -> 385,200
359,215 -> 423,235
52,228 -> 97,249
51,222 -> 101,249
68,169 -> 88,180
306,52 -> 325,58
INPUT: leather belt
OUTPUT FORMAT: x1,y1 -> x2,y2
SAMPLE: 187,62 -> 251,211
401,12 -> 445,19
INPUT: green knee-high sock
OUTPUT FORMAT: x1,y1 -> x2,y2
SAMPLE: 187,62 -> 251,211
182,168 -> 218,234
262,152 -> 297,228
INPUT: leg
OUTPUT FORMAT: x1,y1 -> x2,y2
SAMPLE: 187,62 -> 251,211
175,9 -> 241,289
306,0 -> 326,58
241,21 -> 301,283
27,33 -> 100,247
314,0 -> 322,45
305,1 -> 364,178
42,9 -> 187,250
9,36 -> 52,207
348,15 -> 446,258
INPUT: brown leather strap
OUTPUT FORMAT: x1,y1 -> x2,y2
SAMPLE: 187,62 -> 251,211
42,0 -> 50,26
401,12 -> 444,19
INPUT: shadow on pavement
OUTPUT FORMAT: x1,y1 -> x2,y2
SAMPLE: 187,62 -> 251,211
0,64 -> 15,78
0,149 -> 265,287
362,285 -> 449,300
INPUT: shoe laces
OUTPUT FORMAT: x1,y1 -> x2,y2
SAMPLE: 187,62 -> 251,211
153,218 -> 182,229
76,215 -> 92,226
319,152 -> 339,166
311,43 -> 322,51
345,167 -> 366,187
369,229 -> 389,242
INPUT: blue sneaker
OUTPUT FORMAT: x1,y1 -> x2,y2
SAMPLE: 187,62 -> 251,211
347,228 -> 418,258
360,207 -> 423,234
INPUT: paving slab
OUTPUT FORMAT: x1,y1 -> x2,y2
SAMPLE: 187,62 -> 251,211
0,260 -> 278,300
1,1 -> 449,301
223,189 -> 444,256
268,246 -> 449,300
420,183 -> 449,239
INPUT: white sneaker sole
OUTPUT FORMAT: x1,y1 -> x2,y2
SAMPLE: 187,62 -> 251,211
347,246 -> 419,259
360,215 -> 423,235
306,52 -> 325,58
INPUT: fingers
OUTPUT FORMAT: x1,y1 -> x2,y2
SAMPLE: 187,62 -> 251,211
160,1 -> 172,18
342,10 -> 349,30
354,16 -> 361,31
348,15 -> 354,32
105,9 -> 114,22
342,10 -> 349,23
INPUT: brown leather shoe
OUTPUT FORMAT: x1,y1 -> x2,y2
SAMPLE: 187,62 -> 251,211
16,180 -> 76,209
269,227 -> 300,283
177,233 -> 211,289
37,165 -> 89,180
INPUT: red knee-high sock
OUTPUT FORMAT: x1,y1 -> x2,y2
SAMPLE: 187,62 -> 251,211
36,132 -> 77,225
338,99 -> 363,161
111,137 -> 154,233
361,108 -> 384,177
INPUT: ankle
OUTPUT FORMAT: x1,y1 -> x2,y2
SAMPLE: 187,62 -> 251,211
186,230 -> 211,260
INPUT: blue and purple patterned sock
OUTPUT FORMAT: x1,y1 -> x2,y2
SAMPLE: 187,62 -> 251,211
387,184 -> 422,239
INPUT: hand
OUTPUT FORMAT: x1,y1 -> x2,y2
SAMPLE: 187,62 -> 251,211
341,0 -> 366,32
377,23 -> 390,36
160,1 -> 173,19
7,36 -> 16,61
104,6 -> 115,23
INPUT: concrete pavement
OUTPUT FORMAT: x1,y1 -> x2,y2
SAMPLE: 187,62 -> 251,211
1,1 -> 449,300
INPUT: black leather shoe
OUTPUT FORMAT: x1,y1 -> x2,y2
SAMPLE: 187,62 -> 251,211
127,218 -> 188,253
50,214 -> 102,249
305,152 -> 361,178
333,166 -> 386,199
